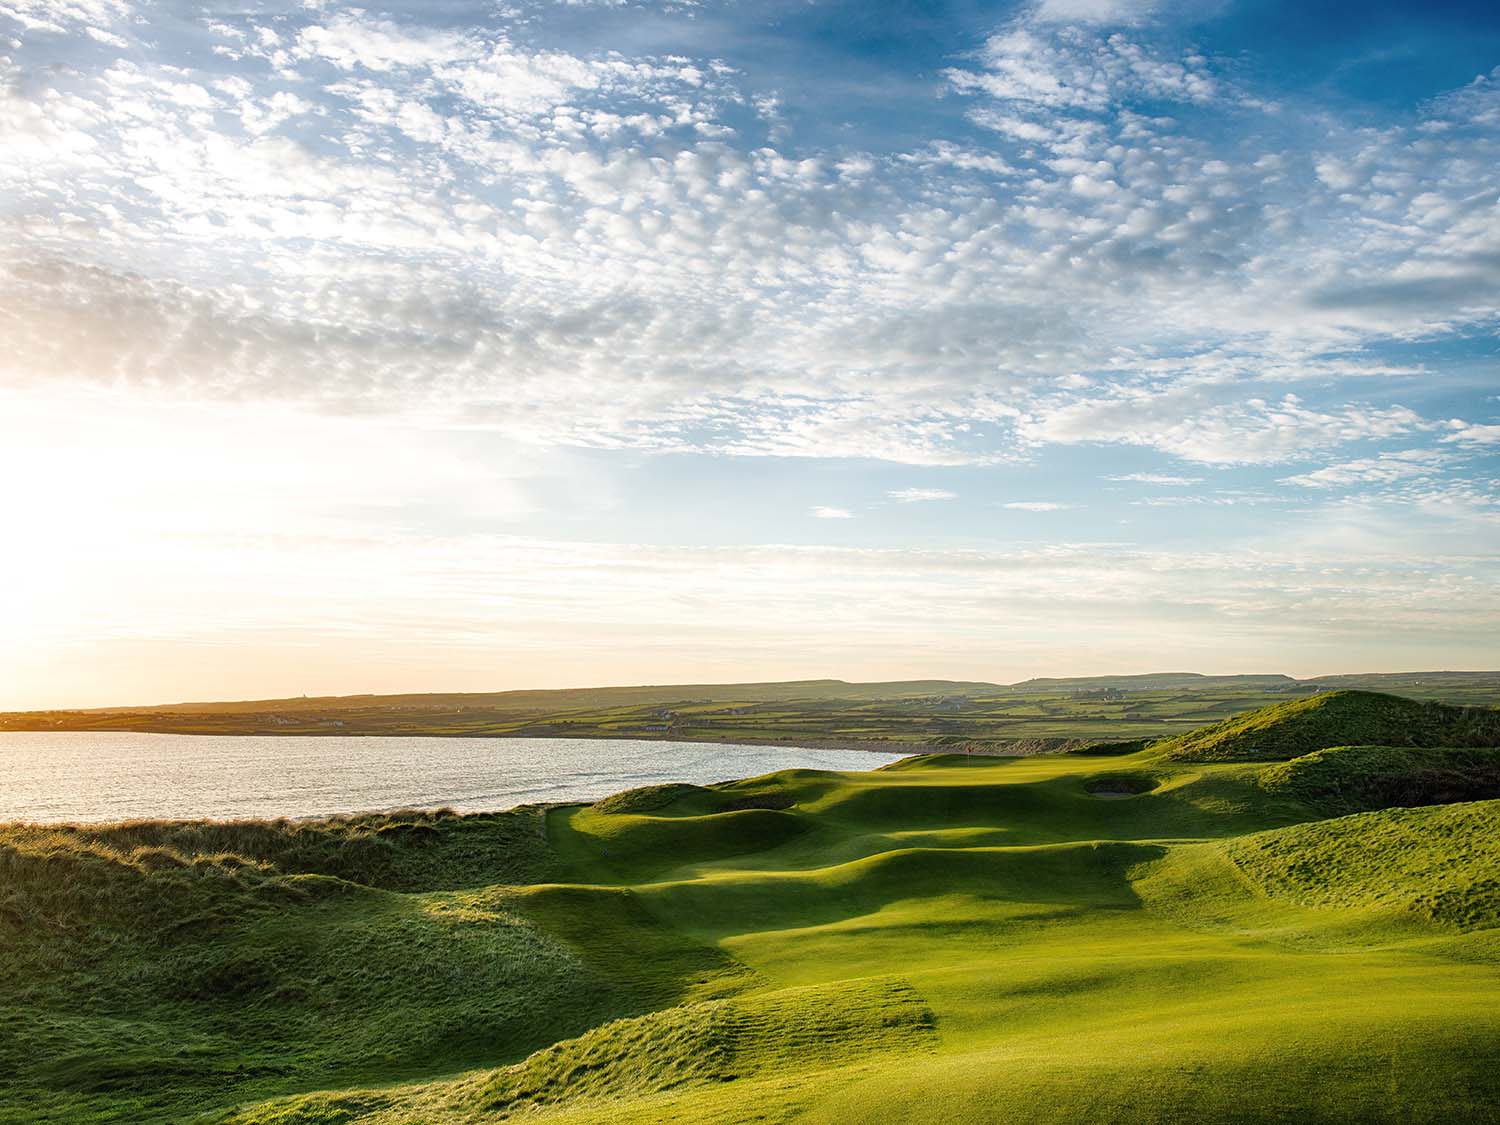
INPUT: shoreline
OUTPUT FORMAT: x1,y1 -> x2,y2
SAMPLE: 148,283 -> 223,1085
0,736 -> 920,828
0,726 -> 930,756
0,727 -> 1094,756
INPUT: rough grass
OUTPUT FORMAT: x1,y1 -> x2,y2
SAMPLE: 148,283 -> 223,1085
1224,801 -> 1500,929
209,978 -> 936,1125
0,809 -> 730,1124
5,695 -> 1500,1123
474,976 -> 935,1116
1154,689 -> 1500,762
1258,743 -> 1500,814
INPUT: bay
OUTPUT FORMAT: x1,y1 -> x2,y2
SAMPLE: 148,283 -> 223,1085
0,731 -> 904,823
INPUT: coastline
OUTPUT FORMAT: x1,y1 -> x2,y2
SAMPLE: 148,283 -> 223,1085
0,726 -> 1099,756
0,733 -> 916,827
0,724 -> 930,756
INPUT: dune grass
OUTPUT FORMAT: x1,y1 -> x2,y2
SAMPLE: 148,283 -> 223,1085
1258,742 -> 1500,814
1154,688 -> 1500,761
3,691 -> 1499,1123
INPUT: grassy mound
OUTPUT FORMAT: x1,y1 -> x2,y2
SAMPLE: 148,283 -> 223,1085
1259,744 -> 1500,815
1154,690 -> 1500,762
211,978 -> 936,1125
1066,738 -> 1152,757
6,698 -> 1500,1123
1225,801 -> 1500,929
474,977 -> 935,1116
593,781 -> 797,817
591,784 -> 710,815
0,810 -> 740,1124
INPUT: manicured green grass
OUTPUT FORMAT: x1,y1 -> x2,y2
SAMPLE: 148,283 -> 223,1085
4,692 -> 1500,1122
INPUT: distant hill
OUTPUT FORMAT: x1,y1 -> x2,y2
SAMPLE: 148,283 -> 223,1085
1008,672 -> 1296,693
10,672 -> 1500,721
1302,671 -> 1500,691
63,679 -> 1003,716
3,674 -> 1497,746
1156,690 -> 1500,762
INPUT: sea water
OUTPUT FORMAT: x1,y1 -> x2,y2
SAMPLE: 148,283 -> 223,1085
0,732 -> 904,823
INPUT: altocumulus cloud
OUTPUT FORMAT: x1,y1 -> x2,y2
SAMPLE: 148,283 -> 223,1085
3,0 -> 1499,467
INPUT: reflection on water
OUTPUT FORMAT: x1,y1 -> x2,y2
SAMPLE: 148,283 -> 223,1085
0,732 -> 904,823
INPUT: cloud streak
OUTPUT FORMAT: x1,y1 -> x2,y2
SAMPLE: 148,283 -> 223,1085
888,488 -> 958,503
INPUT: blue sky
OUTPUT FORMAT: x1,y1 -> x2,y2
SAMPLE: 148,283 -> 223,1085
1,0 -> 1497,706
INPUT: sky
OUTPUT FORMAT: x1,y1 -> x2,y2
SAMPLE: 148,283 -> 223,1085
1,0 -> 1498,708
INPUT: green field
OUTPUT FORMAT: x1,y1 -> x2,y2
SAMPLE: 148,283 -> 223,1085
5,670 -> 1498,751
3,690 -> 1500,1122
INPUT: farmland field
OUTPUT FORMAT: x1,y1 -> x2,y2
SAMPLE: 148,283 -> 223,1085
5,671 -> 1497,752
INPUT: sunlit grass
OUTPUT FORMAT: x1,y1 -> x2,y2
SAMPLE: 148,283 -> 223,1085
3,691 -> 1499,1123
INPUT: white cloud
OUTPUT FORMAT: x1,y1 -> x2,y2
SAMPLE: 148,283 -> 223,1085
294,14 -> 472,73
887,488 -> 957,503
0,0 -> 128,36
1314,157 -> 1362,192
1444,420 -> 1500,447
1281,450 -> 1448,489
1019,390 -> 1426,465
810,506 -> 854,519
1035,0 -> 1157,23
5,0 -> 1488,477
1104,472 -> 1204,485
903,140 -> 1016,176
1130,491 -> 1279,508
945,20 -> 1219,115
1005,501 -> 1073,511
0,0 -> 1493,480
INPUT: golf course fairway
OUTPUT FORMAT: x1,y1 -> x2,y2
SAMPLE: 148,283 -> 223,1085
3,691 -> 1499,1123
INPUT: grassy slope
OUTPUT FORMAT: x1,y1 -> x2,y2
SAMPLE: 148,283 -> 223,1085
4,698 -> 1500,1122
0,811 -> 746,1123
1259,743 -> 1500,814
1154,689 -> 1500,761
